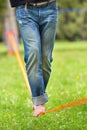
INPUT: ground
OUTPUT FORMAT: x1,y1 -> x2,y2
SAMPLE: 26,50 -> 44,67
0,41 -> 87,130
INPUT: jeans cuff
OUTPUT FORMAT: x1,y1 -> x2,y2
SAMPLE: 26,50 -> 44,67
32,93 -> 48,106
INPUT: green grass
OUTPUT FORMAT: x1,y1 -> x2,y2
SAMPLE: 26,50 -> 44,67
0,41 -> 87,130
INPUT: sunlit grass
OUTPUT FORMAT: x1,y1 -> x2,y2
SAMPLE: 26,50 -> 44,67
0,41 -> 87,130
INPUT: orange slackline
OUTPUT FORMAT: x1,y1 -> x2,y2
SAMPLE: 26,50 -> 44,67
6,30 -> 18,35
7,32 -> 31,93
46,97 -> 87,114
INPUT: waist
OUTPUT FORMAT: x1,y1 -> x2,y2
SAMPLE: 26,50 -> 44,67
25,0 -> 56,7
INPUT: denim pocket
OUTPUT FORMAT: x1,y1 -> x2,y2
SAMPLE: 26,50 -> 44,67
16,5 -> 29,25
48,2 -> 58,11
16,5 -> 28,20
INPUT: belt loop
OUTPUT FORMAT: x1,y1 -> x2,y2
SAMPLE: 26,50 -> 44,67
47,0 -> 50,6
24,3 -> 27,11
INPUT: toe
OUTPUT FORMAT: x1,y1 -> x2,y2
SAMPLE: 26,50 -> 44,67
33,105 -> 46,117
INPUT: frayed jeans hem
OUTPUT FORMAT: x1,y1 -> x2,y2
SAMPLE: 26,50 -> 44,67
32,93 -> 48,106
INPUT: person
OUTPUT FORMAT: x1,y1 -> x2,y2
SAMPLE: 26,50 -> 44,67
10,0 -> 58,117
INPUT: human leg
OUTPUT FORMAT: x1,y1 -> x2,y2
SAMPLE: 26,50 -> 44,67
40,2 -> 58,89
16,6 -> 48,107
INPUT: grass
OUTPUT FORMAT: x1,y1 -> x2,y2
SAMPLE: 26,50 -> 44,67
0,41 -> 87,130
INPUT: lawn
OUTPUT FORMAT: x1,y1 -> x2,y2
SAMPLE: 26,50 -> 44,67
0,41 -> 87,130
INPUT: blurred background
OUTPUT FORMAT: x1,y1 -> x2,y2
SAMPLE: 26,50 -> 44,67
0,0 -> 87,55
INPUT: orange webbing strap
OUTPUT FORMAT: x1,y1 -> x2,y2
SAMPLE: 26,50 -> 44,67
7,32 -> 31,94
6,30 -> 18,35
46,98 -> 87,114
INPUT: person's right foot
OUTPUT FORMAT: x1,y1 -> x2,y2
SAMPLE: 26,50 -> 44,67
33,105 -> 45,117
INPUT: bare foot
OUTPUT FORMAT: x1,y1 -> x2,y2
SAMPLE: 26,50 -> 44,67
33,105 -> 46,117
32,105 -> 36,110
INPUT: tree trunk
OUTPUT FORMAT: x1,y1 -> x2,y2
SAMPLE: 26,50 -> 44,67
3,0 -> 19,55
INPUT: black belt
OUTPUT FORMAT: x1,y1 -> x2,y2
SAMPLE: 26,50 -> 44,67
25,0 -> 56,7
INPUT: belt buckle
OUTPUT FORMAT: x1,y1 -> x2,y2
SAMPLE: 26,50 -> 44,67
33,3 -> 37,7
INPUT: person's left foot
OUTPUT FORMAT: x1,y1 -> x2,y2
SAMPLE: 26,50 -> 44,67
33,105 -> 45,117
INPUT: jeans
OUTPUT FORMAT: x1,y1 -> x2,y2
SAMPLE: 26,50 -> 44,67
16,2 -> 58,105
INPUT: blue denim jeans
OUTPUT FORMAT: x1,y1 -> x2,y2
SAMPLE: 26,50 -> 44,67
16,2 -> 58,105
